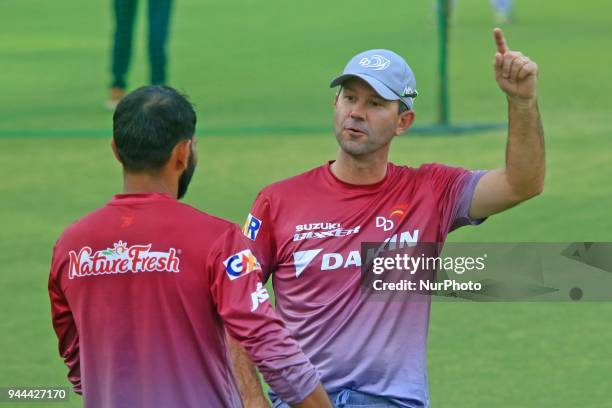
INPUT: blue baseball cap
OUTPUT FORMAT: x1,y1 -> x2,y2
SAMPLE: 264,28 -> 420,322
330,49 -> 418,109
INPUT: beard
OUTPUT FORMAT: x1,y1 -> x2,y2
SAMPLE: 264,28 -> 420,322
332,111 -> 398,157
334,123 -> 391,157
177,150 -> 196,200
336,133 -> 377,156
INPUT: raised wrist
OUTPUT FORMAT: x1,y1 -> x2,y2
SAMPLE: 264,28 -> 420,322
507,95 -> 538,109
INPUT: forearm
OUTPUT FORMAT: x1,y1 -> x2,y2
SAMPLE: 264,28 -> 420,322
230,336 -> 327,407
227,334 -> 270,408
227,323 -> 322,405
505,96 -> 545,197
49,270 -> 82,394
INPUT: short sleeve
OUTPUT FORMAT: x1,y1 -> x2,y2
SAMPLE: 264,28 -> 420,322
421,164 -> 488,238
242,191 -> 277,282
450,170 -> 488,231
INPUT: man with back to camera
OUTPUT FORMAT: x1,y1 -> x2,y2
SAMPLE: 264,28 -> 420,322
237,28 -> 544,407
49,86 -> 332,408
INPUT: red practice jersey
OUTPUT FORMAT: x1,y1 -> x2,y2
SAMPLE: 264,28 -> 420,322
245,162 -> 486,407
49,193 -> 319,408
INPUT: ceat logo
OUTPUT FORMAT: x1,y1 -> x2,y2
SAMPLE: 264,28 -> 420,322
375,204 -> 409,232
243,213 -> 262,241
68,240 -> 180,279
224,249 -> 262,280
250,282 -> 270,311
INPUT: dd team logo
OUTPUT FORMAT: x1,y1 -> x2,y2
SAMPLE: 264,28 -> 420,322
375,204 -> 409,232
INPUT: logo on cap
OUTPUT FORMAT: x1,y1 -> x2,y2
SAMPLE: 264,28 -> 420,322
401,86 -> 418,98
359,55 -> 391,71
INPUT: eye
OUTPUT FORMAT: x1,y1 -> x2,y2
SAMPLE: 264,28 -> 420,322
369,100 -> 383,107
344,95 -> 356,102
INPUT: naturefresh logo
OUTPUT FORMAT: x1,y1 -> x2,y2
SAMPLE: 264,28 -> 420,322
68,241 -> 180,279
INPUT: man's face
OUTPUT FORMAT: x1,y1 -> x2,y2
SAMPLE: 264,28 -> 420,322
333,77 -> 406,157
177,139 -> 197,200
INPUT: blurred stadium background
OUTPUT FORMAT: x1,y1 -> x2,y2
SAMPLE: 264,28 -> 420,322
1,0 -> 611,406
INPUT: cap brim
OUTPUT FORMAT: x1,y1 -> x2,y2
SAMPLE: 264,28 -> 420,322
329,73 -> 399,101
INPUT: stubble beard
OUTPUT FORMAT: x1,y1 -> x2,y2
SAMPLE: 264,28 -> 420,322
334,125 -> 393,158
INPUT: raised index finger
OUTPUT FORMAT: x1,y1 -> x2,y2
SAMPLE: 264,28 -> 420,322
493,27 -> 508,53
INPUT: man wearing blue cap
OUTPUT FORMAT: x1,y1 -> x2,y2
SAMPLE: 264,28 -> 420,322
238,28 -> 544,407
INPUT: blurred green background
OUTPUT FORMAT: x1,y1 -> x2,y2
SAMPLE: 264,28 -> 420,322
1,0 -> 611,406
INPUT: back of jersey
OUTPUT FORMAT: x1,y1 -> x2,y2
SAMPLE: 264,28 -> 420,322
49,193 -> 243,408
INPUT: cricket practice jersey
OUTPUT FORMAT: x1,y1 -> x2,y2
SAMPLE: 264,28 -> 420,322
49,193 -> 320,408
245,162 -> 486,407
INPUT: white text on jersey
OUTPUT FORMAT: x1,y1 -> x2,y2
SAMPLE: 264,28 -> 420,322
293,229 -> 420,273
293,226 -> 361,242
295,222 -> 340,232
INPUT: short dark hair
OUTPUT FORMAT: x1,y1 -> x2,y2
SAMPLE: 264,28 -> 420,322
337,85 -> 411,114
398,101 -> 410,114
113,86 -> 196,172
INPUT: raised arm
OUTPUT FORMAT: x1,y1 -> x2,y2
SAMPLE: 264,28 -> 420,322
469,28 -> 545,219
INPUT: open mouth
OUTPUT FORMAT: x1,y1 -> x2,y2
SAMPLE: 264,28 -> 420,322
344,127 -> 367,136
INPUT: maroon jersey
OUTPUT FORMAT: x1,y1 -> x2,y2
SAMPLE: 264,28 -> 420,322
49,193 -> 319,408
245,162 -> 485,407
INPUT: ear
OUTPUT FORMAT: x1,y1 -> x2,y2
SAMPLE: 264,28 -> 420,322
171,139 -> 192,172
395,110 -> 416,135
111,139 -> 122,163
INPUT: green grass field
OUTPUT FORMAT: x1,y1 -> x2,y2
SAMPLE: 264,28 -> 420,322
1,0 -> 612,407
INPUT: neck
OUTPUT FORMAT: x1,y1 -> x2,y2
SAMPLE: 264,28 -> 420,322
122,172 -> 177,198
330,147 -> 390,185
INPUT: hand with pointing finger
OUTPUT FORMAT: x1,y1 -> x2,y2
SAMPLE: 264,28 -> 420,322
493,28 -> 538,102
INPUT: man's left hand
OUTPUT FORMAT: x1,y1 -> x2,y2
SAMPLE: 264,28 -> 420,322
493,28 -> 539,102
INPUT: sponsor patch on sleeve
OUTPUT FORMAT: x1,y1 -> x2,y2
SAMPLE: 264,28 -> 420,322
242,213 -> 262,241
250,281 -> 270,311
223,249 -> 262,280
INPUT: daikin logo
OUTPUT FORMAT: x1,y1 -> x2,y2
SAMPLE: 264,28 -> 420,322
291,229 -> 420,276
293,249 -> 323,277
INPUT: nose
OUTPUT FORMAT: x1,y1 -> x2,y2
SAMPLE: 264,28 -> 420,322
349,102 -> 366,121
